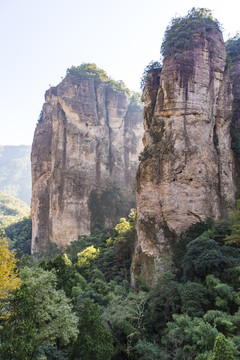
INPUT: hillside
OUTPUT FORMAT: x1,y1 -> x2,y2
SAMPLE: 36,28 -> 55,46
0,145 -> 31,205
0,191 -> 30,228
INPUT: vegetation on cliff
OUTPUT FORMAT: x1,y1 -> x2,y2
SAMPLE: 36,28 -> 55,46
226,34 -> 240,62
67,63 -> 131,94
140,60 -> 162,90
161,8 -> 220,58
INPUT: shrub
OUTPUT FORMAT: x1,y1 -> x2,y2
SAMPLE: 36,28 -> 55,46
161,8 -> 220,58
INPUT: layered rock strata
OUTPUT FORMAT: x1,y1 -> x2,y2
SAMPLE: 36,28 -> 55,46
31,73 -> 143,253
132,27 -> 236,285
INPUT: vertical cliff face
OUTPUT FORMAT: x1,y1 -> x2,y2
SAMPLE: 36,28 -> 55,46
31,69 -> 143,253
132,21 -> 236,285
227,39 -> 240,192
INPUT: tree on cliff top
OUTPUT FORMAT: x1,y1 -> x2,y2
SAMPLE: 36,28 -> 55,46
67,63 -> 130,94
161,8 -> 220,58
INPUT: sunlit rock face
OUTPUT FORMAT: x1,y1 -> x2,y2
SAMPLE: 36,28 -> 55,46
31,73 -> 143,253
132,25 -> 236,286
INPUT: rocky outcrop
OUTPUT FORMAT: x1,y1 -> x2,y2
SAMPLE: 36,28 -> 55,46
31,71 -> 143,253
132,24 -> 237,285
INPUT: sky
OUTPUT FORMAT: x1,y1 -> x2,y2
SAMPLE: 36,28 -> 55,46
0,0 -> 240,146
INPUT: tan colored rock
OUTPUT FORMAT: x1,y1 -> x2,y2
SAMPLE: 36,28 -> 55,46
31,73 -> 143,253
132,27 -> 236,285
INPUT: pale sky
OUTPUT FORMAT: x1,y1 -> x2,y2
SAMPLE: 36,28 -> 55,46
1,0 -> 240,146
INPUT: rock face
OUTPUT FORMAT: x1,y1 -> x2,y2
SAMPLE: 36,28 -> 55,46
229,54 -> 240,191
31,71 -> 143,253
132,25 -> 237,285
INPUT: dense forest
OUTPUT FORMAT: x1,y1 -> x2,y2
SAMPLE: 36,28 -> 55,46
1,205 -> 240,359
1,8 -> 240,360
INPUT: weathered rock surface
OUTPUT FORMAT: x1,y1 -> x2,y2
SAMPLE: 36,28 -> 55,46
132,27 -> 237,285
229,55 -> 240,191
31,73 -> 143,253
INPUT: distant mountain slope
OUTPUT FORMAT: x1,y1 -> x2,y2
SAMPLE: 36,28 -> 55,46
0,191 -> 30,227
0,145 -> 31,205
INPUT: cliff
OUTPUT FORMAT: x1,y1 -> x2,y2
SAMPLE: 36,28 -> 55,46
132,11 -> 237,285
31,65 -> 143,253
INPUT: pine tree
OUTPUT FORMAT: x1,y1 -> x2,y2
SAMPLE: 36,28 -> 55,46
71,298 -> 114,360
211,333 -> 235,360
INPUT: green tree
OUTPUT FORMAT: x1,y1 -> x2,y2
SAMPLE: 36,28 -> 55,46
225,200 -> 240,245
77,245 -> 100,274
210,333 -> 235,360
71,298 -> 114,360
179,281 -> 211,317
161,8 -> 219,58
135,339 -> 162,360
0,267 -> 78,359
0,236 -> 21,323
4,216 -> 32,257
148,264 -> 180,334
104,290 -> 149,355
162,314 -> 219,360
39,253 -> 79,297
182,235 -> 226,281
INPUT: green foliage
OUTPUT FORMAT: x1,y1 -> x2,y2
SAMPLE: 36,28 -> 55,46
135,339 -> 162,360
3,201 -> 240,359
161,8 -> 220,58
225,200 -> 240,245
173,218 -> 214,275
4,216 -> 31,257
206,275 -> 238,313
0,267 -> 78,359
103,290 -> 149,355
77,245 -> 100,273
67,63 -> 130,94
211,333 -> 235,360
148,267 -> 180,333
66,210 -> 136,283
182,235 -> 226,281
39,254 -> 80,297
0,191 -> 30,228
162,314 -> 219,359
138,146 -> 149,161
140,60 -> 162,90
179,281 -> 211,317
226,33 -> 240,63
71,298 -> 114,360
